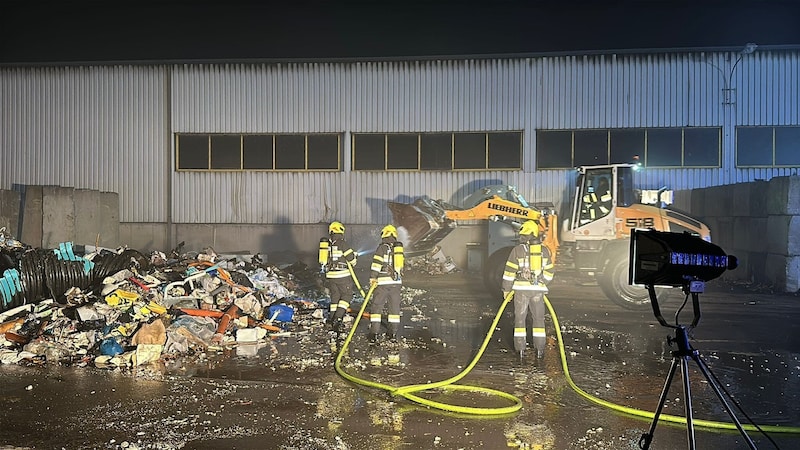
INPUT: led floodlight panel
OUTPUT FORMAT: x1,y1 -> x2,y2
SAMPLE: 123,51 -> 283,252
629,229 -> 737,287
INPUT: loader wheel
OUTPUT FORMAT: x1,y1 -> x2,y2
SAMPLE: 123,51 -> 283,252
483,247 -> 513,299
599,255 -> 670,310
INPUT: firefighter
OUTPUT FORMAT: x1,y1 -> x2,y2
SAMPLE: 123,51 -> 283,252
580,176 -> 612,224
367,224 -> 404,344
319,221 -> 357,332
502,220 -> 554,361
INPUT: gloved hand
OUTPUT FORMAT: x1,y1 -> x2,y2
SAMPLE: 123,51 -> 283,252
503,291 -> 512,299
370,278 -> 378,286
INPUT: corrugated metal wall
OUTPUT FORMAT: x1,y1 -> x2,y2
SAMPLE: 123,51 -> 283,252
2,50 -> 798,225
1,65 -> 167,222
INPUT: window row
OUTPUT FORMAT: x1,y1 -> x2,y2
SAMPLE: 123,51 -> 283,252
175,131 -> 522,171
536,127 -> 721,169
176,126 -> 799,172
176,134 -> 341,171
736,126 -> 800,167
351,132 -> 521,171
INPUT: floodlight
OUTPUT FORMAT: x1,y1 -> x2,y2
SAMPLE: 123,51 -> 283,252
629,228 -> 737,288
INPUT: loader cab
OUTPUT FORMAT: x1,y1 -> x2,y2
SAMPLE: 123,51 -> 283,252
569,164 -> 637,233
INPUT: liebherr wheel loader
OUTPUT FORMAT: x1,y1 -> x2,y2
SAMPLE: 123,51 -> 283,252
388,163 -> 712,310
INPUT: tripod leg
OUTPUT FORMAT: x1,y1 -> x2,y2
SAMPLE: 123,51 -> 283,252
639,357 -> 680,449
679,357 -> 696,450
692,354 -> 758,449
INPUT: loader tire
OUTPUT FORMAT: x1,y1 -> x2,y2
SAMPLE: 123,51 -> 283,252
483,247 -> 513,300
599,255 -> 669,310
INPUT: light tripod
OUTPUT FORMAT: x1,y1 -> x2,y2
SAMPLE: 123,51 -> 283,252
638,280 -> 757,450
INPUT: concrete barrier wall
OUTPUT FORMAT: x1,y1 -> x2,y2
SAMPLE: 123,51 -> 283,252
0,186 -> 120,250
685,176 -> 800,293
0,189 -> 21,235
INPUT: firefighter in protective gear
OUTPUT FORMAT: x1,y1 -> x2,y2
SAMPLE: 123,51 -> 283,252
319,221 -> 357,332
367,224 -> 404,344
580,176 -> 612,224
501,220 -> 554,361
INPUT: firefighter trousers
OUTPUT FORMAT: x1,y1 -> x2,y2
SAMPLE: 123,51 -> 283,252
369,284 -> 401,336
513,291 -> 545,353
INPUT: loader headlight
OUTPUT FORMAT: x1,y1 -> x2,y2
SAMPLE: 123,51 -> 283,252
629,228 -> 737,288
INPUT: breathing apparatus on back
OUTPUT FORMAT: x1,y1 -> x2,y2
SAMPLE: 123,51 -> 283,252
319,221 -> 346,273
380,224 -> 404,280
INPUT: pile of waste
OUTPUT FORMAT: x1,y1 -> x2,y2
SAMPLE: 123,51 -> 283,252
0,228 -> 333,371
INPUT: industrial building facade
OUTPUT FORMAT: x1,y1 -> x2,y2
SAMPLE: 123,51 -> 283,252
1,48 -> 799,261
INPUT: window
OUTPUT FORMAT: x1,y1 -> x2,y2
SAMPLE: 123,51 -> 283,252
536,130 -> 572,169
574,130 -> 608,166
683,128 -> 720,167
177,134 -> 209,169
175,133 -> 341,171
537,127 -> 721,169
646,128 -> 682,167
610,129 -> 645,164
352,131 -> 522,171
737,126 -> 800,167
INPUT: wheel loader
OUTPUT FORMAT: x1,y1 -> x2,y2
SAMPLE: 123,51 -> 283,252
387,163 -> 711,310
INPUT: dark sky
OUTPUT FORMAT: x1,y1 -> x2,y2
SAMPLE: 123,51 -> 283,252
2,0 -> 800,64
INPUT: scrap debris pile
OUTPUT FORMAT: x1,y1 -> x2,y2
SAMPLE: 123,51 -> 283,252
0,228 -> 333,371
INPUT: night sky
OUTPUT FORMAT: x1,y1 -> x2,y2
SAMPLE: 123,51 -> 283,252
2,0 -> 800,64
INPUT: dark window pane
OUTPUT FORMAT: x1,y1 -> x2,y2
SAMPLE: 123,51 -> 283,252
609,129 -> 645,164
275,135 -> 305,169
684,128 -> 720,167
387,134 -> 418,169
487,132 -> 521,169
574,130 -> 608,166
646,128 -> 682,167
177,134 -> 209,169
353,134 -> 385,170
736,127 -> 773,166
307,134 -> 340,170
243,135 -> 273,169
420,133 -> 452,170
210,135 -> 241,170
536,130 -> 572,169
453,133 -> 486,169
775,126 -> 800,166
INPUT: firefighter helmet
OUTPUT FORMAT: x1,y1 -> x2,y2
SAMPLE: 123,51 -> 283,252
329,221 -> 345,234
519,220 -> 539,236
381,224 -> 398,238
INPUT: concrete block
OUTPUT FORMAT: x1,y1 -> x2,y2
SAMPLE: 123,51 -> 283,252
18,185 -> 43,248
0,189 -> 21,236
672,189 -> 692,212
731,181 -> 769,217
705,185 -> 732,217
767,175 -> 800,216
689,188 -> 706,217
725,251 -> 768,285
765,254 -> 800,293
748,180 -> 769,217
120,223 -> 168,253
74,189 -> 120,248
42,186 -> 75,249
766,215 -> 800,256
732,217 -> 766,254
711,217 -> 734,253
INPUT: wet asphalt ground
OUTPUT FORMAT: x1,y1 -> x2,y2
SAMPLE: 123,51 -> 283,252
1,270 -> 799,450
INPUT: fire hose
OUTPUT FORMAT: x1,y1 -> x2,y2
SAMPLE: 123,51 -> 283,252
335,285 -> 800,435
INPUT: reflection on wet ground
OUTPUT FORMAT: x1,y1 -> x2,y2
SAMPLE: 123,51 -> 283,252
1,271 -> 799,449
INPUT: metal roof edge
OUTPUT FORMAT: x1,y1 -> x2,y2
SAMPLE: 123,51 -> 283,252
2,44 -> 800,69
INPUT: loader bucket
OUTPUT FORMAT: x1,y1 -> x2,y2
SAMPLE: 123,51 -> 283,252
387,199 -> 457,256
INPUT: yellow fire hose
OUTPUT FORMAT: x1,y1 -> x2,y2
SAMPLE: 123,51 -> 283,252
335,287 -> 522,415
334,286 -> 800,434
542,296 -> 800,434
